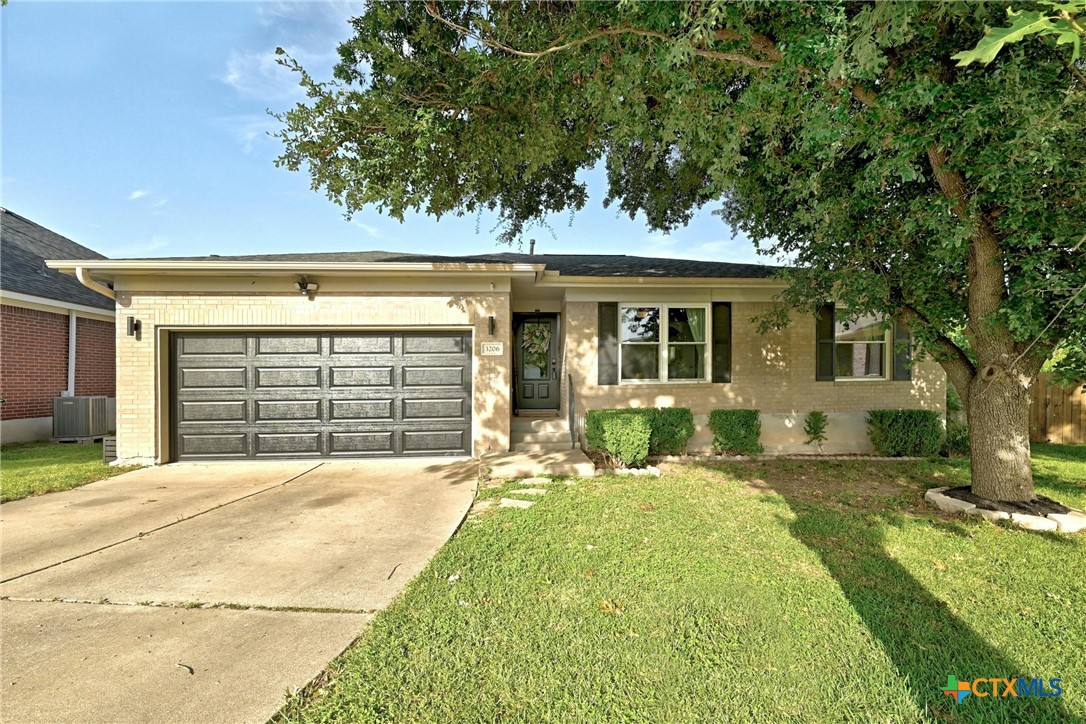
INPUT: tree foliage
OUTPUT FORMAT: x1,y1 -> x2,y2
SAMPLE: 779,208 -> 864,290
276,1 -> 1086,499
953,1 -> 1086,65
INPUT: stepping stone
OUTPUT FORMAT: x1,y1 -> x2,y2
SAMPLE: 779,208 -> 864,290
518,477 -> 550,486
509,488 -> 548,496
499,498 -> 535,509
469,500 -> 495,514
1048,511 -> 1086,533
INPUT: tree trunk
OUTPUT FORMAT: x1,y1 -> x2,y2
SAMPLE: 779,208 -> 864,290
967,373 -> 1034,502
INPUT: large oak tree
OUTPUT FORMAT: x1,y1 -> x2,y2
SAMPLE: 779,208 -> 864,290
276,1 -> 1085,502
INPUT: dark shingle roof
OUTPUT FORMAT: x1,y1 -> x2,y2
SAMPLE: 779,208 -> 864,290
110,250 -> 782,279
1,208 -> 114,310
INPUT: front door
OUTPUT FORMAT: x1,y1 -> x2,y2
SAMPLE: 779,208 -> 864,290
516,314 -> 559,410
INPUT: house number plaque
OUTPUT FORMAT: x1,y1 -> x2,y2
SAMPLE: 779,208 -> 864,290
481,342 -> 504,356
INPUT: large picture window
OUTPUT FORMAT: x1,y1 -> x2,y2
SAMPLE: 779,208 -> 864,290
619,305 -> 709,382
834,313 -> 888,379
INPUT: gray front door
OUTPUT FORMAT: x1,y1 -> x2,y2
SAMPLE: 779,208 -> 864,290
516,315 -> 558,410
171,331 -> 472,460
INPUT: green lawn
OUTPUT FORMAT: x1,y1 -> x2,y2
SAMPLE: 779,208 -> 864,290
281,445 -> 1085,723
0,441 -> 137,503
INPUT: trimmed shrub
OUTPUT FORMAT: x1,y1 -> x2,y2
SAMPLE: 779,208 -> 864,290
708,409 -> 763,456
650,407 -> 695,455
866,409 -> 944,457
943,420 -> 970,457
585,409 -> 654,468
804,410 -> 829,453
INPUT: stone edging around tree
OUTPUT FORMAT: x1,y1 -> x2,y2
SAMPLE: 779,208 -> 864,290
648,454 -> 929,463
925,487 -> 1086,533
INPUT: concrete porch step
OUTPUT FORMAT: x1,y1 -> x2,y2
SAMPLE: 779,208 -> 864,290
510,431 -> 573,444
511,417 -> 570,434
483,449 -> 596,479
512,441 -> 574,452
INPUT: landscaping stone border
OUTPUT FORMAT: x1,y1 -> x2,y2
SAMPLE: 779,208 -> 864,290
925,487 -> 1086,533
648,453 -> 928,464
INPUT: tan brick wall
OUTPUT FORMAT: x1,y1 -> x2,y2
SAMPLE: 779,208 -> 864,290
114,290 -> 511,463
563,301 -> 946,453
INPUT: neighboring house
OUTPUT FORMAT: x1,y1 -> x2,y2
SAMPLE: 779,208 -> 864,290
47,251 -> 944,465
1,209 -> 116,443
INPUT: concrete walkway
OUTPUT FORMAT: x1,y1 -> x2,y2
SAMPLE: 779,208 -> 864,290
1,459 -> 477,723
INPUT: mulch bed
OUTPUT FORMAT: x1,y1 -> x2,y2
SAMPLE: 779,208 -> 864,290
943,486 -> 1071,516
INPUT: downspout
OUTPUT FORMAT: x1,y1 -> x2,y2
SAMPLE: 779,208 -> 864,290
75,267 -> 116,300
66,311 -> 77,396
69,268 -> 115,398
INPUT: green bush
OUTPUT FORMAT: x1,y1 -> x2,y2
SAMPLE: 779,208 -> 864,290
866,409 -> 944,457
943,420 -> 970,457
585,409 -> 654,467
804,410 -> 829,452
650,407 -> 695,455
708,409 -> 763,456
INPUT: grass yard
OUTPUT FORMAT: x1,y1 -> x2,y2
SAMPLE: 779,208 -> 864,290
0,441 -> 136,503
281,446 -> 1086,723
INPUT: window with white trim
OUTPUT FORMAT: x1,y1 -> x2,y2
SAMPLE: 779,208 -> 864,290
834,312 -> 889,379
619,305 -> 710,382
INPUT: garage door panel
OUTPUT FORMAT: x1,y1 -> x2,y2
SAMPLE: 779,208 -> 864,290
402,398 -> 467,421
173,332 -> 471,460
402,429 -> 467,453
330,334 -> 394,355
255,367 -> 321,388
181,367 -> 247,390
402,366 -> 465,388
255,432 -> 321,456
330,367 -> 394,388
179,400 -> 247,423
255,400 -> 321,422
403,334 -> 467,355
178,433 -> 247,457
179,335 -> 247,356
330,399 -> 394,421
256,335 -> 321,355
329,431 -> 394,454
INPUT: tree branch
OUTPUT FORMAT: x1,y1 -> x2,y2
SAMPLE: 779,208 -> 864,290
423,2 -> 776,68
896,304 -> 976,395
925,144 -> 1011,352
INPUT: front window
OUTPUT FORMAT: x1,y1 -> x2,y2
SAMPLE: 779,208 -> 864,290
619,305 -> 708,382
834,313 -> 888,379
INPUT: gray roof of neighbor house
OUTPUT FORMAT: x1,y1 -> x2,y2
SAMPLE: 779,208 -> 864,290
1,208 -> 114,310
102,250 -> 782,279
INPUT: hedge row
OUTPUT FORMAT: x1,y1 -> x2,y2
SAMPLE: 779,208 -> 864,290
586,407 -> 956,465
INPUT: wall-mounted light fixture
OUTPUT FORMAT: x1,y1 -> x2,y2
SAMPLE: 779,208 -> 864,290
488,316 -> 496,335
126,316 -> 141,337
296,277 -> 319,299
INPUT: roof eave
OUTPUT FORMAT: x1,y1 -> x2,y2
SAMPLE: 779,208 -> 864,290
534,273 -> 787,288
45,260 -> 547,278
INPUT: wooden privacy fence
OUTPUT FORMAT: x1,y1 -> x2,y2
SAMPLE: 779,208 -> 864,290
1030,373 -> 1086,444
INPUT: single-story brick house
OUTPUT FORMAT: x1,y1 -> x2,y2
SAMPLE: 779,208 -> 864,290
1,209 -> 116,442
47,250 -> 944,465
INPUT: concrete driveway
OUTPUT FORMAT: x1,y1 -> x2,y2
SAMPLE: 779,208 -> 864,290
1,459 -> 477,723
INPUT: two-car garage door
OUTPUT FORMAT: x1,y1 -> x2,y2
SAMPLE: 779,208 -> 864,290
171,331 -> 472,460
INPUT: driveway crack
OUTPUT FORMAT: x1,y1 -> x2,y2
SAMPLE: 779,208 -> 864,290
1,594 -> 373,615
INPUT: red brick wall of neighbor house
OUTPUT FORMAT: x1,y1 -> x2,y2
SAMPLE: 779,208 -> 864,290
75,316 -> 115,397
0,305 -> 69,421
0,305 -> 116,422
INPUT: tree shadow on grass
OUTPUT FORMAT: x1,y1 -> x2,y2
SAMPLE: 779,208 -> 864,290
775,496 -> 1073,723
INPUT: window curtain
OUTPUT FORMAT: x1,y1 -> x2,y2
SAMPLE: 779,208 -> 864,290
687,308 -> 705,344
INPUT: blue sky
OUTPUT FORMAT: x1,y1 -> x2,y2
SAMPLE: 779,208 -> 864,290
2,1 -> 766,263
